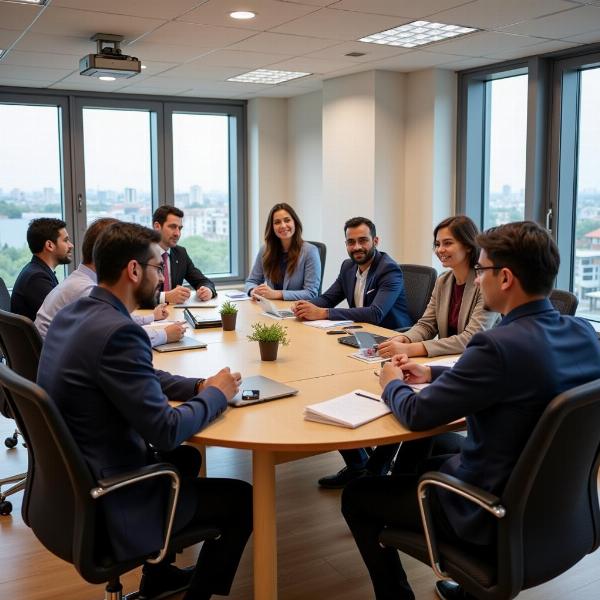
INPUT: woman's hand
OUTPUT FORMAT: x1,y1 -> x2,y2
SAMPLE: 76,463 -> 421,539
251,284 -> 282,300
377,335 -> 410,358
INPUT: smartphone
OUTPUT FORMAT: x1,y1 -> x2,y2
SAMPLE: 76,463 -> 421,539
343,325 -> 363,330
326,330 -> 347,335
241,389 -> 260,401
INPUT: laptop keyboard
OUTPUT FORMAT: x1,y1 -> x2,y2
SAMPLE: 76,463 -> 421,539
337,334 -> 389,348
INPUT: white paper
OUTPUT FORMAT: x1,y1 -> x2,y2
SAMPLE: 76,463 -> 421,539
302,319 -> 353,329
348,351 -> 388,364
425,356 -> 459,368
223,290 -> 251,301
174,298 -> 219,308
261,312 -> 297,320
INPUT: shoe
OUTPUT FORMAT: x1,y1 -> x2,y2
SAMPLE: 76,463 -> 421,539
137,564 -> 195,600
317,466 -> 368,489
435,580 -> 475,600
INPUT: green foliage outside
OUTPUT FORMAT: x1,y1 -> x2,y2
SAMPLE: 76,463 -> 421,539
0,244 -> 31,287
0,201 -> 23,218
183,235 -> 230,275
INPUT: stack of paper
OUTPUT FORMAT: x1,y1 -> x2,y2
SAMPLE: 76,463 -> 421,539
174,298 -> 219,308
223,290 -> 251,301
302,319 -> 353,329
304,389 -> 391,428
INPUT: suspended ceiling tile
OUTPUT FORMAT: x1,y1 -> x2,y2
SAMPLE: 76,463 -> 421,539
0,63 -> 73,81
266,56 -> 356,73
124,41 -> 209,63
330,0 -> 471,19
500,5 -> 600,38
186,49 -> 285,69
305,40 -> 409,62
0,49 -> 80,69
0,2 -> 42,31
14,32 -> 92,55
228,31 -> 338,54
424,31 -> 543,57
371,49 -> 470,71
484,39 -> 581,60
52,0 -> 207,20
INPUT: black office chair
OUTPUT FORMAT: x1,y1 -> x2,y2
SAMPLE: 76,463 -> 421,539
307,240 -> 327,295
397,264 -> 437,332
0,308 -> 43,516
549,288 -> 579,316
0,276 -> 9,312
379,377 -> 600,600
0,363 -> 221,599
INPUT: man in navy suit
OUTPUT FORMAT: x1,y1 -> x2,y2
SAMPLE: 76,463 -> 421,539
153,205 -> 217,305
342,221 -> 600,600
38,222 -> 252,600
294,216 -> 412,488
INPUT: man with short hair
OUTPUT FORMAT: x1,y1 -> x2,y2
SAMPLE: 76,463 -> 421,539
294,216 -> 411,488
342,221 -> 600,600
153,205 -> 216,305
11,217 -> 73,320
37,222 -> 252,600
35,217 -> 185,347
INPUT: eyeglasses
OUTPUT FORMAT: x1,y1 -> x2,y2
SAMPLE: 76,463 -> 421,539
139,262 -> 164,276
473,264 -> 504,274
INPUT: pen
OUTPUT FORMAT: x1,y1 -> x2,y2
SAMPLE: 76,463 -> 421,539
355,391 -> 381,402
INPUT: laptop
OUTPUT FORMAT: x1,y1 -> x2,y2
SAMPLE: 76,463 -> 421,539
256,295 -> 295,319
229,375 -> 298,407
153,336 -> 208,353
338,332 -> 389,349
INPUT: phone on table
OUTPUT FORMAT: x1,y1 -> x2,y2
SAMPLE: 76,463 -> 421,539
326,330 -> 348,335
241,389 -> 260,401
343,325 -> 363,330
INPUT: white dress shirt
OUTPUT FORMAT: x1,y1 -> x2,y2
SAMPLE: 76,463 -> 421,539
353,265 -> 370,308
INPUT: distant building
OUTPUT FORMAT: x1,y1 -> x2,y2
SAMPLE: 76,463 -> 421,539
124,188 -> 136,203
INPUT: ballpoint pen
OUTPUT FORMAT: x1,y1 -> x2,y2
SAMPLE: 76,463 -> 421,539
355,391 -> 381,402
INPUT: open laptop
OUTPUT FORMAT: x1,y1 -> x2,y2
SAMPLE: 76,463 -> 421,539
338,332 -> 389,348
229,375 -> 298,407
153,336 -> 208,353
256,295 -> 295,319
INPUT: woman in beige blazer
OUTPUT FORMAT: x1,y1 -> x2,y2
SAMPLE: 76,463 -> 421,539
378,215 -> 498,358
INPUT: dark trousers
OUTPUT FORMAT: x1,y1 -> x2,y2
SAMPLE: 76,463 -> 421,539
155,446 -> 253,597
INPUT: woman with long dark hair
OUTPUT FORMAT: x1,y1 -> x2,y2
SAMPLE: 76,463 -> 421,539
245,203 -> 321,300
378,215 -> 498,358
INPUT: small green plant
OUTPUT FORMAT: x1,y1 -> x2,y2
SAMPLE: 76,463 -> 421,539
219,299 -> 238,315
247,322 -> 290,345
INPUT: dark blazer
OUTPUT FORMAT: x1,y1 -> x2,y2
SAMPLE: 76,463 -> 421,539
11,255 -> 58,321
383,299 -> 600,545
166,245 -> 216,297
312,250 -> 411,329
37,286 -> 227,561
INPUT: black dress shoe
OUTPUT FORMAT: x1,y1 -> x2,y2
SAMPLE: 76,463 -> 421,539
317,466 -> 368,489
435,580 -> 476,600
137,564 -> 195,600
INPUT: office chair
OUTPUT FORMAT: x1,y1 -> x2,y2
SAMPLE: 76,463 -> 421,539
0,308 -> 42,516
378,377 -> 600,600
397,264 -> 437,332
307,240 -> 327,295
0,363 -> 221,599
549,288 -> 579,316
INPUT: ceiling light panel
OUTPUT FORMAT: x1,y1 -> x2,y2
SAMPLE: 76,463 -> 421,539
360,20 -> 477,49
230,11 -> 256,20
228,69 -> 311,85
0,0 -> 48,4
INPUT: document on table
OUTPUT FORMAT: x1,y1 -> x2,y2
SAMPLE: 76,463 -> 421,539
302,319 -> 353,329
349,352 -> 390,364
303,389 -> 391,428
222,290 -> 251,301
174,298 -> 219,308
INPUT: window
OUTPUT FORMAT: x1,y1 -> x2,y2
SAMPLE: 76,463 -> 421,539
0,102 -> 68,287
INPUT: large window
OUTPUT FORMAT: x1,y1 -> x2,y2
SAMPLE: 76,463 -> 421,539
0,103 -> 66,287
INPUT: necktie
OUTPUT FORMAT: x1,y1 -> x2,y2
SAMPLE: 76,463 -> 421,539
162,251 -> 171,292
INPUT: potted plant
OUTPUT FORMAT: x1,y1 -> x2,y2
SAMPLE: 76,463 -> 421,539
219,300 -> 238,331
247,322 -> 290,361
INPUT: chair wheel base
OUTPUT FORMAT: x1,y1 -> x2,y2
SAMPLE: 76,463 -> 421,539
0,500 -> 13,515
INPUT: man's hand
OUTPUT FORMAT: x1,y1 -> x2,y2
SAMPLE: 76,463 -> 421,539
251,284 -> 281,300
196,286 -> 213,301
400,362 -> 432,385
377,336 -> 410,358
292,300 -> 328,321
379,361 -> 405,389
153,303 -> 169,321
165,286 -> 191,304
203,367 -> 242,402
165,321 -> 186,342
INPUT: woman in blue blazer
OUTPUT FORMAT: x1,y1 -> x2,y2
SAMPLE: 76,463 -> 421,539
245,203 -> 321,301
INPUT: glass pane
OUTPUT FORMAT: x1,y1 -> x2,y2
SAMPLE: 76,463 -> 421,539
0,104 -> 65,287
82,108 -> 153,226
172,113 -> 231,276
484,75 -> 528,229
573,67 -> 600,318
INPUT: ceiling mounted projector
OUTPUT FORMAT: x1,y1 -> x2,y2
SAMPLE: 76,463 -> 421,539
80,33 -> 141,79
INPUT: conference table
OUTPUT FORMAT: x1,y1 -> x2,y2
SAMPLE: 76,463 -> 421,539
150,294 -> 462,600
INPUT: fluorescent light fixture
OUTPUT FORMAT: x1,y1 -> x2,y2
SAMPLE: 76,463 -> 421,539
359,20 -> 477,48
228,68 -> 310,85
0,50 -> 4,59
141,65 -> 147,69
0,0 -> 49,4
230,10 -> 256,19
99,76 -> 116,81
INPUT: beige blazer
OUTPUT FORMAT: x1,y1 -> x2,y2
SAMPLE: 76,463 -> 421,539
403,268 -> 499,357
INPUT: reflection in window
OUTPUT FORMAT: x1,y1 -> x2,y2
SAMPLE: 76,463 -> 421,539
82,108 -> 154,227
0,104 -> 65,287
172,113 -> 231,276
573,68 -> 600,318
484,75 -> 528,229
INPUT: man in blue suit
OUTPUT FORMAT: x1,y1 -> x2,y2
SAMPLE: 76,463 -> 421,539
342,221 -> 600,600
38,222 -> 252,600
294,216 -> 412,488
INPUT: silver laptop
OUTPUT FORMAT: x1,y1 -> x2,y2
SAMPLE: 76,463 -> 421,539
154,336 -> 208,353
256,295 -> 295,319
229,375 -> 298,407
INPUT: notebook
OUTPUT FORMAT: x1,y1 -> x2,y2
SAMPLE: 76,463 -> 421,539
183,308 -> 222,329
256,295 -> 295,319
153,336 -> 208,353
229,375 -> 298,407
303,389 -> 391,428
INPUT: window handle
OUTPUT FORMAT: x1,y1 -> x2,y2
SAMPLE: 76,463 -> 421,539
77,193 -> 83,213
545,207 -> 553,233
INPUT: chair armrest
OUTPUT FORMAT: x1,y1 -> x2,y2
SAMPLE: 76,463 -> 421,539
90,463 -> 181,565
416,471 -> 506,580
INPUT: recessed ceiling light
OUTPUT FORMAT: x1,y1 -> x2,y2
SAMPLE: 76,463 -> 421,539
141,65 -> 147,69
230,11 -> 256,20
99,76 -> 116,82
359,20 -> 477,49
228,69 -> 310,85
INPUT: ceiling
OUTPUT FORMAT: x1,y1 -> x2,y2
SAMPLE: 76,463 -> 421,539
1,0 -> 600,99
